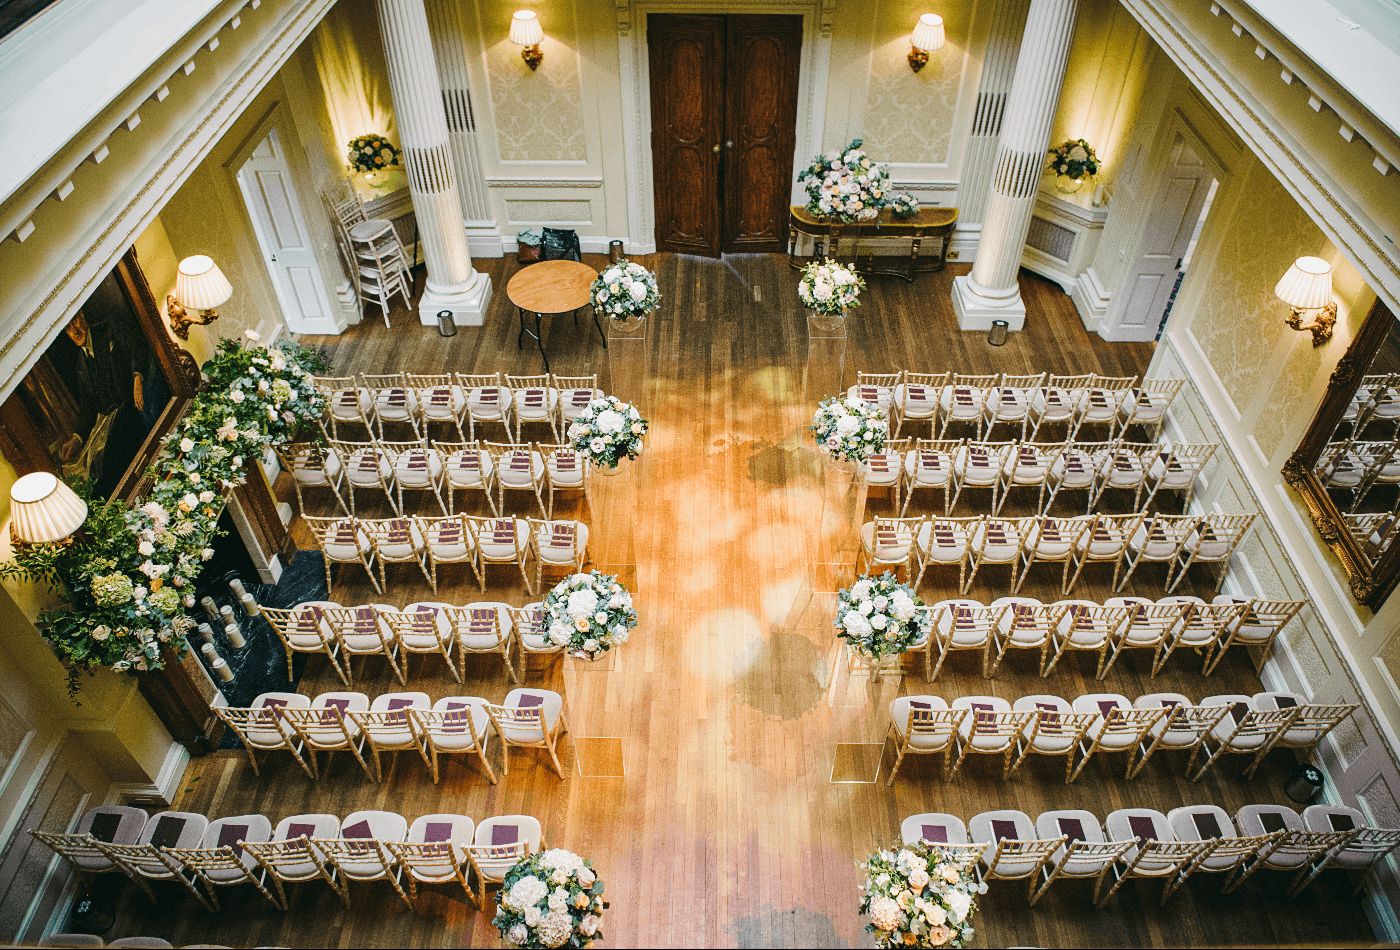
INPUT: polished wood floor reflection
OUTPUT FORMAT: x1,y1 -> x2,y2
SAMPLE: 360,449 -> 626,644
112,256 -> 1374,947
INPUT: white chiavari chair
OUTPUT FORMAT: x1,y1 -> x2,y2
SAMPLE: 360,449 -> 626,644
455,372 -> 514,441
350,692 -> 432,782
1089,440 -> 1158,512
359,373 -> 421,441
1064,512 -> 1141,593
213,691 -> 314,778
1152,596 -> 1237,674
950,697 -> 1033,778
314,374 -> 373,438
900,813 -> 973,850
314,810 -> 411,908
485,688 -> 570,779
926,600 -> 998,678
1127,694 -> 1227,779
1116,377 -> 1184,441
987,597 -> 1052,675
862,437 -> 908,511
488,441 -> 547,515
996,441 -> 1060,515
1188,695 -> 1296,781
32,805 -> 150,888
446,602 -> 518,682
420,514 -> 479,589
900,438 -> 959,516
385,602 -> 459,681
414,697 -> 497,784
1039,439 -> 1111,515
892,371 -> 947,437
860,515 -> 922,579
1028,373 -> 1092,441
362,516 -> 433,591
1074,374 -> 1138,441
242,814 -> 343,907
1229,804 -> 1352,895
885,696 -> 961,784
438,440 -> 498,515
529,517 -> 589,591
1166,513 -> 1256,594
553,374 -> 604,429
913,516 -> 975,592
1096,808 -> 1201,906
1069,694 -> 1167,782
283,693 -> 374,779
379,440 -> 447,516
938,374 -> 999,438
1161,806 -> 1276,900
322,605 -> 406,685
506,373 -> 560,442
303,516 -> 382,596
970,810 -> 1061,898
1098,596 -> 1181,678
465,816 -> 543,909
351,232 -> 413,328
512,601 -> 563,673
543,443 -> 590,516
949,440 -> 1012,513
162,814 -> 279,910
385,813 -> 476,905
1246,693 -> 1357,779
964,517 -> 1023,594
1032,810 -> 1132,904
260,603 -> 350,684
1011,695 -> 1096,784
1206,596 -> 1303,674
1353,439 -> 1400,510
1142,442 -> 1216,514
406,373 -> 469,442
95,811 -> 212,909
1013,515 -> 1090,594
1042,602 -> 1128,679
847,371 -> 900,417
466,515 -> 533,592
329,440 -> 399,516
276,442 -> 350,517
1295,805 -> 1400,896
982,372 -> 1045,440
1116,513 -> 1195,592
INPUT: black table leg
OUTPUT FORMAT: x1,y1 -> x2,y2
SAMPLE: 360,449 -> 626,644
591,308 -> 608,350
516,307 -> 526,350
534,312 -> 549,372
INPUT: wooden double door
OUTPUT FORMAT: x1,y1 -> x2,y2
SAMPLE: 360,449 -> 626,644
648,13 -> 802,256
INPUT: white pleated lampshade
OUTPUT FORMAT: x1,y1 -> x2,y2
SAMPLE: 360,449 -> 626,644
10,472 -> 87,544
175,255 -> 232,311
509,10 -> 543,46
912,13 -> 946,53
1274,256 -> 1333,310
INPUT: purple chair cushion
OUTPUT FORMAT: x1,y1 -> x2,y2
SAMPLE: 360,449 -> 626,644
515,694 -> 545,709
147,816 -> 187,849
1272,695 -> 1298,709
1058,818 -> 1086,843
422,822 -> 456,843
217,823 -> 249,856
1329,813 -> 1357,832
285,822 -> 319,841
1191,812 -> 1224,839
342,819 -> 373,839
490,824 -> 519,845
921,824 -> 948,844
990,820 -> 1020,842
1128,815 -> 1159,842
1258,812 -> 1288,834
88,812 -> 123,843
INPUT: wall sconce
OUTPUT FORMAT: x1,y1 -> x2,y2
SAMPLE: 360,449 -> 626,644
9,471 -> 87,547
510,10 -> 544,71
908,13 -> 945,72
167,255 -> 232,340
1275,256 -> 1337,346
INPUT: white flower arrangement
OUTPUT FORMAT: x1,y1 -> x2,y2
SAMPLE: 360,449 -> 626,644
542,571 -> 637,660
798,138 -> 891,222
494,849 -> 606,948
798,259 -> 864,316
566,395 -> 648,471
811,394 -> 888,464
860,842 -> 983,948
590,260 -> 660,321
889,192 -> 920,219
1046,138 -> 1101,181
835,572 -> 930,659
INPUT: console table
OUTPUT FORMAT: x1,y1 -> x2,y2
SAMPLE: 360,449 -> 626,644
786,205 -> 959,281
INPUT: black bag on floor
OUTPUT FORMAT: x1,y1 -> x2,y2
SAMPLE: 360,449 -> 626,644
540,227 -> 582,262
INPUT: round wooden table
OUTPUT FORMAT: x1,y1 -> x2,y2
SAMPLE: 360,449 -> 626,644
506,260 -> 604,372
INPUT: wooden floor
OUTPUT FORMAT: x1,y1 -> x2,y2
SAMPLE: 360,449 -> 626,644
111,255 -> 1376,947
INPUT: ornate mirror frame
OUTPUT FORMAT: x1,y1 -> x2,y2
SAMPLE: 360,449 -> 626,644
1283,298 -> 1400,609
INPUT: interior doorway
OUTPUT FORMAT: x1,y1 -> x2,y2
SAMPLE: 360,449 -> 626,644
647,13 -> 802,256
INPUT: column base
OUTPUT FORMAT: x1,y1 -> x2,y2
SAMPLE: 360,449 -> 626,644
951,275 -> 1026,332
418,273 -> 493,327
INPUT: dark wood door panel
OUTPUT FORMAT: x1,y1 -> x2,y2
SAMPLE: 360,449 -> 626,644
648,14 -> 723,256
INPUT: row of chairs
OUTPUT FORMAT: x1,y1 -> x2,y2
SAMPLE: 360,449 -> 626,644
861,512 -> 1256,595
869,437 -> 1217,517
37,803 -> 545,913
899,802 -> 1400,906
322,179 -> 414,326
1344,510 -> 1399,559
911,593 -> 1301,681
215,686 -> 571,783
1342,373 -> 1400,434
885,688 -> 1355,785
1318,437 -> 1400,512
847,370 -> 1184,442
280,440 -> 589,519
313,371 -> 602,443
260,599 -> 551,686
301,514 -> 585,597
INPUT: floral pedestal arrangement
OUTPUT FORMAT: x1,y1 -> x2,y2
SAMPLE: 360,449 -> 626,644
567,395 -> 648,476
835,572 -> 930,672
542,571 -> 637,661
860,843 -> 983,948
591,260 -> 659,335
494,849 -> 606,948
799,259 -> 864,335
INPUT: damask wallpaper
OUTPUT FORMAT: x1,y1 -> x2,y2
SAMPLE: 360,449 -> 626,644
483,1 -> 587,164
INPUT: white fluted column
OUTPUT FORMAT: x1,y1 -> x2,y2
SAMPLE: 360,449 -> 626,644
376,0 -> 492,326
952,0 -> 1078,332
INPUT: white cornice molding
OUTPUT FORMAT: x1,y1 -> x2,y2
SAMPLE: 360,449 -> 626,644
484,177 -> 605,189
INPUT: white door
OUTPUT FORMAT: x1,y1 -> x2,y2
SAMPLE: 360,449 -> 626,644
1110,137 -> 1216,340
236,129 -> 339,334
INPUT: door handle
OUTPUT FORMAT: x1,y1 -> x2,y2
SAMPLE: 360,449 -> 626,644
711,143 -> 721,153
270,254 -> 277,262
725,140 -> 734,149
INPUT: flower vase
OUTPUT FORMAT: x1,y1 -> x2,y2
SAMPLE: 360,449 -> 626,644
1054,174 -> 1085,194
609,312 -> 647,335
596,462 -> 623,477
807,307 -> 847,335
